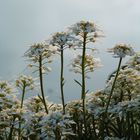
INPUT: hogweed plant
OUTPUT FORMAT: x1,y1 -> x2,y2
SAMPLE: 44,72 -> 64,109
1,20 -> 140,140
16,75 -> 35,139
47,32 -> 80,114
69,21 -> 103,100
106,43 -> 135,113
69,21 -> 103,137
16,75 -> 35,108
25,43 -> 57,114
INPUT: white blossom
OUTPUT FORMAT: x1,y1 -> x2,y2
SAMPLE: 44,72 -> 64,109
105,68 -> 140,103
127,52 -> 140,70
70,54 -> 102,77
25,42 -> 56,62
0,81 -> 19,110
24,96 -> 44,113
47,32 -> 82,50
16,75 -> 35,90
68,20 -> 103,43
66,99 -> 84,121
39,111 -> 75,139
108,43 -> 135,58
86,90 -> 107,118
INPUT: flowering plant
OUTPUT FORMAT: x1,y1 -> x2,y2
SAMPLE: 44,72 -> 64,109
0,20 -> 140,140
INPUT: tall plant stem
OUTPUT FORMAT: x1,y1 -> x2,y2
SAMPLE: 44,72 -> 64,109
20,82 -> 26,108
60,47 -> 65,114
39,55 -> 48,114
81,32 -> 87,138
81,33 -> 86,100
105,57 -> 122,113
19,83 -> 26,140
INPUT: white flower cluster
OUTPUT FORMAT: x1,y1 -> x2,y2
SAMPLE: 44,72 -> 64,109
47,32 -> 81,50
86,90 -> 107,119
108,43 -> 135,58
5,107 -> 26,119
108,99 -> 140,119
66,100 -> 84,121
22,111 -> 46,139
1,20 -> 139,140
127,52 -> 140,70
25,42 -> 57,62
0,81 -> 19,110
105,68 -> 140,103
68,20 -> 103,45
70,54 -> 102,77
25,96 -> 44,113
16,75 -> 35,90
0,80 -> 13,94
69,21 -> 96,34
39,111 -> 75,140
25,96 -> 63,113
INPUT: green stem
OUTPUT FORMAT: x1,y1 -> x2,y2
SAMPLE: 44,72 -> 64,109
60,47 -> 65,114
19,83 -> 26,140
105,57 -> 122,113
20,82 -> 26,108
39,55 -> 48,114
81,33 -> 86,100
81,32 -> 87,138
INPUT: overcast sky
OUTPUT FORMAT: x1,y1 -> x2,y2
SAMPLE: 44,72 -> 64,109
0,0 -> 140,102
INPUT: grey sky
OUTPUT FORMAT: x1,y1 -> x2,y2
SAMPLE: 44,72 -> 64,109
0,0 -> 140,102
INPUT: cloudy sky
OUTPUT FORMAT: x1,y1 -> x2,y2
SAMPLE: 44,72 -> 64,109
0,0 -> 140,102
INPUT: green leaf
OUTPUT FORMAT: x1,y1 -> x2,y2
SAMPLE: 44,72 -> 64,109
74,79 -> 82,87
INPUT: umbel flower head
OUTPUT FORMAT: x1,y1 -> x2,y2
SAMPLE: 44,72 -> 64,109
108,43 -> 135,58
25,42 -> 57,62
16,75 -> 35,90
70,54 -> 102,77
47,31 -> 81,50
69,20 -> 103,43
